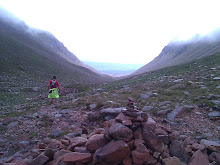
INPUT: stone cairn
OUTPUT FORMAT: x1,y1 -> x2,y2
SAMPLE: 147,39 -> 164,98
1,99 -> 220,165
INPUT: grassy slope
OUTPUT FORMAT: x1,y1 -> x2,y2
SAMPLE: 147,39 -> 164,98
1,53 -> 219,131
51,54 -> 219,123
134,37 -> 220,75
91,53 -> 220,110
104,53 -> 220,90
0,26 -> 109,107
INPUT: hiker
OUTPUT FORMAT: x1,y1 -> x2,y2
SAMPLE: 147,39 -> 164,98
126,97 -> 135,110
48,76 -> 60,104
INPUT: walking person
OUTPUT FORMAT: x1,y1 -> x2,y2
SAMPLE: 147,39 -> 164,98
48,76 -> 60,104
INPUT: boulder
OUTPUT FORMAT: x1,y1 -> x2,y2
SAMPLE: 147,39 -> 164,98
158,135 -> 170,145
109,123 -> 133,142
154,128 -> 168,136
61,139 -> 69,146
48,139 -> 63,149
208,111 -> 220,118
167,106 -> 187,120
142,117 -> 157,130
44,148 -> 55,160
142,106 -> 154,112
115,112 -> 127,122
191,143 -> 205,151
170,140 -> 188,163
142,123 -> 164,153
213,77 -> 220,80
62,152 -> 92,164
159,101 -> 172,106
89,103 -> 97,109
53,150 -> 71,160
122,156 -> 132,165
100,108 -> 125,118
122,119 -> 132,126
157,109 -> 172,116
169,131 -> 180,142
209,152 -> 220,164
188,150 -> 209,165
210,100 -> 220,105
85,134 -> 107,152
134,138 -> 145,148
50,130 -> 63,137
123,110 -> 139,118
88,128 -> 105,138
94,140 -> 130,165
115,113 -> 133,126
141,112 -> 148,121
87,113 -> 98,122
162,156 -> 182,165
6,121 -> 19,128
67,137 -> 88,151
200,139 -> 220,148
29,154 -> 49,165
131,144 -> 150,164
74,146 -> 90,153
173,79 -> 183,83
140,92 -> 153,99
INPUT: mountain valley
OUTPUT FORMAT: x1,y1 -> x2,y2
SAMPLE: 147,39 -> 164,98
0,53 -> 219,164
0,7 -> 220,165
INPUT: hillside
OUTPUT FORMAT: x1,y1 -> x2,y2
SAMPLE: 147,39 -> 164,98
0,8 -> 112,106
0,53 -> 219,164
133,29 -> 220,75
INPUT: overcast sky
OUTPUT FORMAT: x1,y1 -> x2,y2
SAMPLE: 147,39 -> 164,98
0,0 -> 220,64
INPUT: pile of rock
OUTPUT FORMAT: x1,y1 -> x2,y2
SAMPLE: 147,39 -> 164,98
1,109 -> 220,165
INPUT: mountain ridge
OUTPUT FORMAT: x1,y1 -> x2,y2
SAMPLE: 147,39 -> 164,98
0,7 -> 100,74
0,7 -> 112,106
132,29 -> 220,75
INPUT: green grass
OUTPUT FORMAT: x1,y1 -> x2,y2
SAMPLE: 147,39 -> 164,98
40,115 -> 53,127
0,30 -> 110,107
81,53 -> 220,114
1,27 -> 220,116
0,126 -> 6,132
101,53 -> 220,93
29,132 -> 38,139
0,111 -> 24,118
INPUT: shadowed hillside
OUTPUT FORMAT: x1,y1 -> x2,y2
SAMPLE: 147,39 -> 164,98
0,8 -> 112,106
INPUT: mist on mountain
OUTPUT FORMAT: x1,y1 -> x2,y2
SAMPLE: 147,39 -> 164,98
132,28 -> 220,75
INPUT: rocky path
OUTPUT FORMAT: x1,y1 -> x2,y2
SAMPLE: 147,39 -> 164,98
0,100 -> 98,161
0,104 -> 219,165
0,63 -> 219,164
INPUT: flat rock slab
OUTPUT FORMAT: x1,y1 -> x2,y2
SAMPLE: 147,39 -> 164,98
62,152 -> 92,163
85,134 -> 107,152
94,140 -> 130,165
208,111 -> 220,118
170,140 -> 188,163
167,106 -> 187,120
29,154 -> 49,165
162,156 -> 182,165
200,139 -> 220,148
188,150 -> 209,165
109,123 -> 133,142
100,108 -> 125,117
